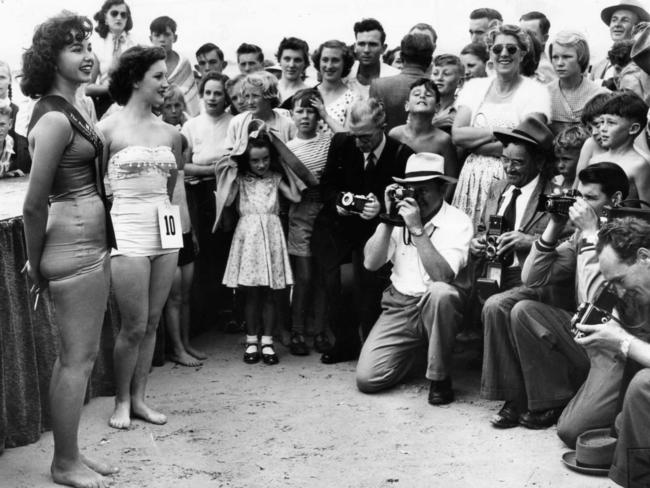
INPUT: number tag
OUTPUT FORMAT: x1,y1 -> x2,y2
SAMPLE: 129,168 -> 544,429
157,203 -> 183,249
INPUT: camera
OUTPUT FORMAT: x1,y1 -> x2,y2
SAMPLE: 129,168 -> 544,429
380,185 -> 416,227
476,215 -> 513,301
570,282 -> 619,339
337,191 -> 370,214
601,199 -> 650,224
537,189 -> 581,216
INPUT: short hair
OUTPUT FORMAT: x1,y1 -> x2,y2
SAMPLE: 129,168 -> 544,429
353,18 -> 386,44
195,42 -> 224,62
237,43 -> 264,63
21,12 -> 93,99
409,78 -> 440,104
485,24 -> 530,53
550,31 -> 591,73
519,11 -> 551,36
93,0 -> 133,38
311,40 -> 355,78
383,46 -> 401,65
0,105 -> 12,118
597,217 -> 650,263
291,87 -> 323,114
409,23 -> 438,43
163,84 -> 185,105
581,92 -> 615,126
470,8 -> 503,22
608,39 -> 634,67
601,92 -> 649,129
349,98 -> 386,128
275,37 -> 310,68
554,125 -> 590,152
520,29 -> 543,77
433,54 -> 465,77
578,162 -> 630,199
400,34 -> 435,70
150,16 -> 176,35
460,42 -> 489,62
241,71 -> 280,109
109,45 -> 166,105
198,72 -> 231,107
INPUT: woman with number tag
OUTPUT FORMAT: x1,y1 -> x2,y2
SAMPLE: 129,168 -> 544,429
22,12 -> 118,487
98,45 -> 182,430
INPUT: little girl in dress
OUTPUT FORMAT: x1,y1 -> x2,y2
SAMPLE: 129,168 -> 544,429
222,133 -> 301,364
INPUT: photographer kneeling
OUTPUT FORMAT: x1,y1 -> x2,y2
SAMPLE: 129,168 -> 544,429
486,162 -> 629,430
356,153 -> 473,405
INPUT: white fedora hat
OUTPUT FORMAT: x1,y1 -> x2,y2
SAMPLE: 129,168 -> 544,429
393,153 -> 457,184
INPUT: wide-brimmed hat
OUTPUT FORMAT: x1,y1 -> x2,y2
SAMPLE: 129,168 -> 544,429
392,153 -> 457,184
493,117 -> 554,154
601,0 -> 650,26
561,428 -> 617,476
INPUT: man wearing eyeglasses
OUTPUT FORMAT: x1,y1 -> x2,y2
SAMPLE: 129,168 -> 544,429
311,98 -> 412,364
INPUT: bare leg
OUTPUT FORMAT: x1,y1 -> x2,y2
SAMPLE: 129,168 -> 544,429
109,256 -> 151,429
49,259 -> 116,487
130,252 -> 178,425
178,262 -> 206,359
164,266 -> 201,367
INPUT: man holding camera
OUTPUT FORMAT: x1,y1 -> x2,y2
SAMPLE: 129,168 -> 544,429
312,98 -> 412,364
355,153 -> 473,405
576,217 -> 650,487
485,162 -> 629,431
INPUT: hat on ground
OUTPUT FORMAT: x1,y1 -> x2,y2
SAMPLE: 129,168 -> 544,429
493,117 -> 554,154
392,153 -> 457,184
561,428 -> 617,476
601,0 -> 650,26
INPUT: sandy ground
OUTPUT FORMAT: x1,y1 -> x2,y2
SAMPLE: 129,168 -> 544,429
0,330 -> 616,488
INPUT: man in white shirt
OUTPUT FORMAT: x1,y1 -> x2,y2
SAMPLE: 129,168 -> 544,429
356,153 -> 473,405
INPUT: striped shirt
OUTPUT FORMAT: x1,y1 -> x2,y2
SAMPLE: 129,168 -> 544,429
286,133 -> 331,200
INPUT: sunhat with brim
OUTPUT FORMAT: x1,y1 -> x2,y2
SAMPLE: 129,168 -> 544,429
493,117 -> 554,154
392,152 -> 457,184
601,0 -> 650,25
561,428 -> 617,476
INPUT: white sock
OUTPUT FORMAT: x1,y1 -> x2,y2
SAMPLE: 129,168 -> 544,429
245,335 -> 258,354
261,335 -> 273,346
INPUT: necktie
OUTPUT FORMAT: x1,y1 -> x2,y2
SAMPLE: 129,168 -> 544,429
366,152 -> 376,171
502,188 -> 521,230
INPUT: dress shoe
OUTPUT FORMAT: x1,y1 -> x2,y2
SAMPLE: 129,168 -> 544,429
261,344 -> 279,365
289,334 -> 309,356
320,346 -> 358,364
518,407 -> 563,430
428,377 -> 454,405
243,343 -> 260,364
313,333 -> 333,353
490,401 -> 520,429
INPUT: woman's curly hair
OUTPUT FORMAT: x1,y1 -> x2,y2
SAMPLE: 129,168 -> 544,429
108,45 -> 166,106
311,40 -> 355,79
93,0 -> 133,39
20,12 -> 93,99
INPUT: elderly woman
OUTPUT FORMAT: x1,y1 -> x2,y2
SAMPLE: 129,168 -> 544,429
85,0 -> 135,118
547,31 -> 610,135
276,37 -> 310,103
312,40 -> 360,135
452,24 -> 551,229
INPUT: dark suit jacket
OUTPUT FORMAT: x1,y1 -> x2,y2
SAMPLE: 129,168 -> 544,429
369,66 -> 428,132
480,177 -> 558,265
312,132 -> 412,264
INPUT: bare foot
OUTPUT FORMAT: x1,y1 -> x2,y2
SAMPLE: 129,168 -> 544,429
170,351 -> 202,367
131,403 -> 167,425
81,454 -> 119,476
51,458 -> 107,488
185,345 -> 207,360
108,401 -> 131,430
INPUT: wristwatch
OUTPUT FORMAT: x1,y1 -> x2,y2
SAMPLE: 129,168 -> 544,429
410,226 -> 425,237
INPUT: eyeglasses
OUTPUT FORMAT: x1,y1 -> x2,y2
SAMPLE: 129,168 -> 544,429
109,10 -> 128,19
491,44 -> 519,56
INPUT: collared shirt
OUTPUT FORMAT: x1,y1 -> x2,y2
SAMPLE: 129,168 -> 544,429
387,201 -> 473,297
346,61 -> 401,100
363,134 -> 386,169
497,174 -> 539,231
94,32 -> 136,85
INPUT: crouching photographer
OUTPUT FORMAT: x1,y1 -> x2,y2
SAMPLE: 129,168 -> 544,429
483,162 -> 630,430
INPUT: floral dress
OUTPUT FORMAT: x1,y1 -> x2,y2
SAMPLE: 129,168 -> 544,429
222,172 -> 293,289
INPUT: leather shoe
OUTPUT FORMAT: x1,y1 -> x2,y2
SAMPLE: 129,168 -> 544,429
428,377 -> 454,405
289,334 -> 309,356
490,401 -> 520,429
261,344 -> 279,365
313,333 -> 333,353
320,346 -> 358,364
518,407 -> 563,430
243,343 -> 260,364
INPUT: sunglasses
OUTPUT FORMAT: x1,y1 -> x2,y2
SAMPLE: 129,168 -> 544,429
109,10 -> 128,19
491,44 -> 519,56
